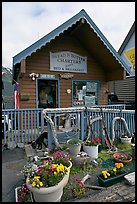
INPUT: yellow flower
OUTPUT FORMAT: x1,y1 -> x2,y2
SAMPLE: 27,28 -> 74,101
57,164 -> 65,172
113,168 -> 117,172
107,172 -> 110,176
39,182 -> 43,187
53,164 -> 58,168
102,170 -> 107,174
54,171 -> 57,175
32,182 -> 36,187
115,163 -> 120,168
34,176 -> 40,180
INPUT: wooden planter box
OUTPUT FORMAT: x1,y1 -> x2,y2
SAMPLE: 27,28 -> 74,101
97,172 -> 127,187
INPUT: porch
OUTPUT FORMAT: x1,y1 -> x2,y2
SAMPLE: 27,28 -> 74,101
2,104 -> 135,148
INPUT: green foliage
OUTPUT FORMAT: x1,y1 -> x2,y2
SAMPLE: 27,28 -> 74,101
114,140 -> 132,151
68,138 -> 81,145
70,163 -> 91,175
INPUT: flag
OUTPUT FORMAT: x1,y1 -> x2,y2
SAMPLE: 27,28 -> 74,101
14,82 -> 20,109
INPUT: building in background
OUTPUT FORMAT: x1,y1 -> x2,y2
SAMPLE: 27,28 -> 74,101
108,22 -> 135,109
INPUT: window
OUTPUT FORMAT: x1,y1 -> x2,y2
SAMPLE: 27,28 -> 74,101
72,80 -> 99,106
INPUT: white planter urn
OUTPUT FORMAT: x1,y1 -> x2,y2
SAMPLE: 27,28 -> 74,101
67,139 -> 81,156
83,144 -> 98,159
26,161 -> 72,202
121,136 -> 132,144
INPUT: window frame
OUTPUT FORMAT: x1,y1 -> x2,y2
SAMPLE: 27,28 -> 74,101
72,80 -> 100,107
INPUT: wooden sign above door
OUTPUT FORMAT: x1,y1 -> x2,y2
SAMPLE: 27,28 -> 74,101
59,73 -> 74,79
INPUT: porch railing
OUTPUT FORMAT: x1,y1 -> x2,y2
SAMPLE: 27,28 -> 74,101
2,108 -> 44,145
2,104 -> 135,147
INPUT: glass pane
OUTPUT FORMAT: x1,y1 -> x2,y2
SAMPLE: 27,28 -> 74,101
73,81 -> 98,106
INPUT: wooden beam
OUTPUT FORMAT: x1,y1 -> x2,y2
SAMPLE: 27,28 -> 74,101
20,59 -> 26,73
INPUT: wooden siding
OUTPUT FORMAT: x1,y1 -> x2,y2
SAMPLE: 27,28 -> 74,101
108,76 -> 135,102
19,34 -> 109,108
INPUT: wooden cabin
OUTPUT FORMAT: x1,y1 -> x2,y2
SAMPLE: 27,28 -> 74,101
12,9 -> 130,109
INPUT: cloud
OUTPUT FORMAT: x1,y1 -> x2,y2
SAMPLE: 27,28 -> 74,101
2,2 -> 135,68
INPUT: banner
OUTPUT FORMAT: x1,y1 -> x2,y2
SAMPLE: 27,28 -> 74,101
14,83 -> 20,109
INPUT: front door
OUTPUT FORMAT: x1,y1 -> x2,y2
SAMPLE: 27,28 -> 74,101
37,79 -> 59,108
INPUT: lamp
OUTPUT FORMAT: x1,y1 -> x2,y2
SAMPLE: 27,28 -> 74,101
29,73 -> 39,81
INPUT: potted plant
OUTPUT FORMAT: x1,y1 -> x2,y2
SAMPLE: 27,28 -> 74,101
113,152 -> 132,164
15,183 -> 32,202
67,138 -> 82,156
26,151 -> 72,202
97,162 -> 127,187
83,137 -> 101,158
120,132 -> 132,144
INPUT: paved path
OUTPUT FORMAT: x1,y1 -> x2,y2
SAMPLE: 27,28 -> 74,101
2,148 -> 26,202
2,148 -> 135,202
64,181 -> 135,202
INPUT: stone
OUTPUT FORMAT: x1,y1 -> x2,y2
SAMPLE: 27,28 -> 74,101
124,172 -> 135,186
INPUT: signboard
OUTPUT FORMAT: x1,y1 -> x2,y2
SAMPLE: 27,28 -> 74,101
124,47 -> 135,69
59,73 -> 74,79
40,74 -> 55,79
50,51 -> 87,73
86,82 -> 97,92
85,96 -> 95,106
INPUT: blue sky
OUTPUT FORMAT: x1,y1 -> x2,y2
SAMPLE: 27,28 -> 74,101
2,2 -> 135,68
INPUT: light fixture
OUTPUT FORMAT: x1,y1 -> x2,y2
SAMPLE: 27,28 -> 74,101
66,89 -> 71,94
29,73 -> 39,81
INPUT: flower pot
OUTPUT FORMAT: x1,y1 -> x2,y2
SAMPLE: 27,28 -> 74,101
26,161 -> 72,202
121,137 -> 132,144
67,139 -> 81,156
63,161 -> 72,186
26,175 -> 66,202
83,144 -> 98,158
97,172 -> 127,187
113,153 -> 132,164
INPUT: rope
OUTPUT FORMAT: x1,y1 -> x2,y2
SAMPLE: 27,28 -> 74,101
43,112 -> 80,148
43,113 -> 61,149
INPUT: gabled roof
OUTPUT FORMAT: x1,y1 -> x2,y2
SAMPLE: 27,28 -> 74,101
13,9 -> 130,74
118,21 -> 135,55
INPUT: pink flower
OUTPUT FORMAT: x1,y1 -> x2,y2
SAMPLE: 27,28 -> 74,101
18,195 -> 21,202
52,151 -> 63,158
79,181 -> 84,187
